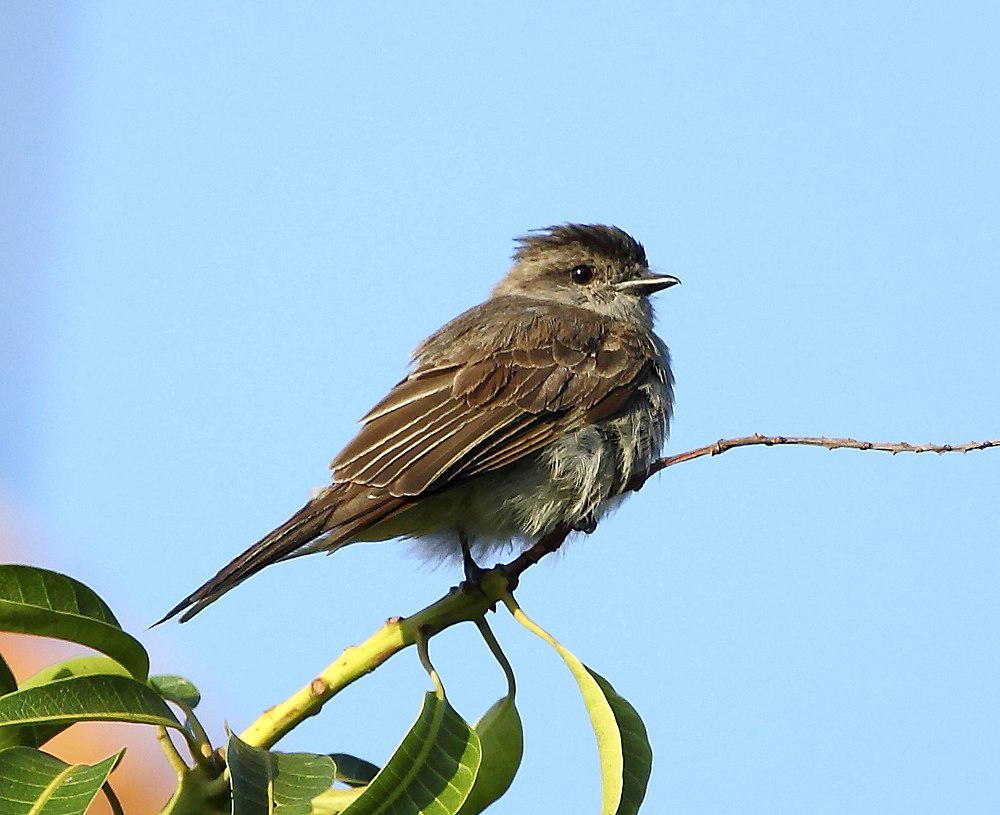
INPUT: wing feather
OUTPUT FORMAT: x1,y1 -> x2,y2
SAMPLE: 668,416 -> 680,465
454,418 -> 560,475
358,366 -> 457,423
344,401 -> 469,484
389,405 -> 525,496
336,389 -> 455,472
329,299 -> 661,500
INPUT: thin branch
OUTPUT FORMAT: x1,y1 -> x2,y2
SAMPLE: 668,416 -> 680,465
502,525 -> 571,584
637,433 -> 999,485
240,431 -> 997,749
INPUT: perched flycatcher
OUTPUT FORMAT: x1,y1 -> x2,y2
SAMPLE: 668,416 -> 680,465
162,224 -> 678,622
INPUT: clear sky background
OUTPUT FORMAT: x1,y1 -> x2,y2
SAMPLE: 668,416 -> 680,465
3,3 -> 999,813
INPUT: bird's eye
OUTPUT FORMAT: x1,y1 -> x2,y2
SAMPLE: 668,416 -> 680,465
570,264 -> 594,285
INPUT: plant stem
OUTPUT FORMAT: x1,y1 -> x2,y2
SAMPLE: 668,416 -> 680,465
158,763 -> 231,815
239,569 -> 510,749
475,616 -> 516,696
157,726 -> 189,775
175,701 -> 215,766
415,627 -> 445,699
101,782 -> 125,815
642,433 -> 999,481
500,591 -> 559,650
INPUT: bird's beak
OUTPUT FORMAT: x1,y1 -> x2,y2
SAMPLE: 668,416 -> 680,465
615,273 -> 681,295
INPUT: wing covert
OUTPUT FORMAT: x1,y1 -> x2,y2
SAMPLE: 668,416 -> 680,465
329,300 -> 658,498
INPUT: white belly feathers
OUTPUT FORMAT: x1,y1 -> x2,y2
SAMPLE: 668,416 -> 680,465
406,366 -> 672,562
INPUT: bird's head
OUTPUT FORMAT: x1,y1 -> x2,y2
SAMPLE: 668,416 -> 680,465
493,223 -> 679,323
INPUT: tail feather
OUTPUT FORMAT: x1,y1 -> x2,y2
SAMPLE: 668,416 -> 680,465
155,485 -> 406,624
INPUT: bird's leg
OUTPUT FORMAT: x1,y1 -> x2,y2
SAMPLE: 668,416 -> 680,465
459,531 -> 486,592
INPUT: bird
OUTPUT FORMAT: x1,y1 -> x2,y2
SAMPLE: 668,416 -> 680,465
160,224 -> 678,623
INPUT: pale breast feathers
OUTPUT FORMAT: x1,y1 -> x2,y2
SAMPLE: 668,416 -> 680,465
329,298 -> 663,498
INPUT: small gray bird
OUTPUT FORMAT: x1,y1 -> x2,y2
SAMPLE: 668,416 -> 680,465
161,224 -> 678,622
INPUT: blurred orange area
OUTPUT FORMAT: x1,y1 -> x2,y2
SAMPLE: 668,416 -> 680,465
1,497 -> 178,814
2,636 -> 179,814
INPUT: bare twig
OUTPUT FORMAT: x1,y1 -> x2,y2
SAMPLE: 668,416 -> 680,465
632,434 -> 999,487
521,435 -> 999,563
240,431 -> 996,748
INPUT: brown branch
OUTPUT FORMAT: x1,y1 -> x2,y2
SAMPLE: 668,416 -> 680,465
242,431 -> 996,748
512,434 -> 998,575
501,525 -> 572,585
631,433 -> 999,488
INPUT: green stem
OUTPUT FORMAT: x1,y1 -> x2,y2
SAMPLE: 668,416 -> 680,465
157,726 -> 190,774
239,568 -> 511,749
175,701 -> 214,766
415,627 -> 445,699
500,590 -> 559,649
158,763 -> 230,815
474,616 -> 516,697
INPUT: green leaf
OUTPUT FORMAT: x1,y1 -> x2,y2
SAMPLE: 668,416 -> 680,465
507,600 -> 652,815
551,653 -> 651,814
149,674 -> 202,709
586,669 -> 653,815
227,732 -> 337,815
0,656 -> 134,749
0,565 -> 149,680
310,788 -> 364,815
329,753 -> 380,787
456,696 -> 523,815
19,656 -> 133,690
340,691 -> 481,815
0,650 -> 16,694
0,674 -> 181,731
0,745 -> 123,815
0,651 -> 29,749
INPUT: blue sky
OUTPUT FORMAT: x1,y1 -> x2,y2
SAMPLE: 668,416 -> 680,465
3,3 -> 999,812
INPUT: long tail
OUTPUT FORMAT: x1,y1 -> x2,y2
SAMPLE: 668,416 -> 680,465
156,485 -> 405,624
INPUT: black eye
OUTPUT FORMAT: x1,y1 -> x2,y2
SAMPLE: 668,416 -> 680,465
570,264 -> 594,285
